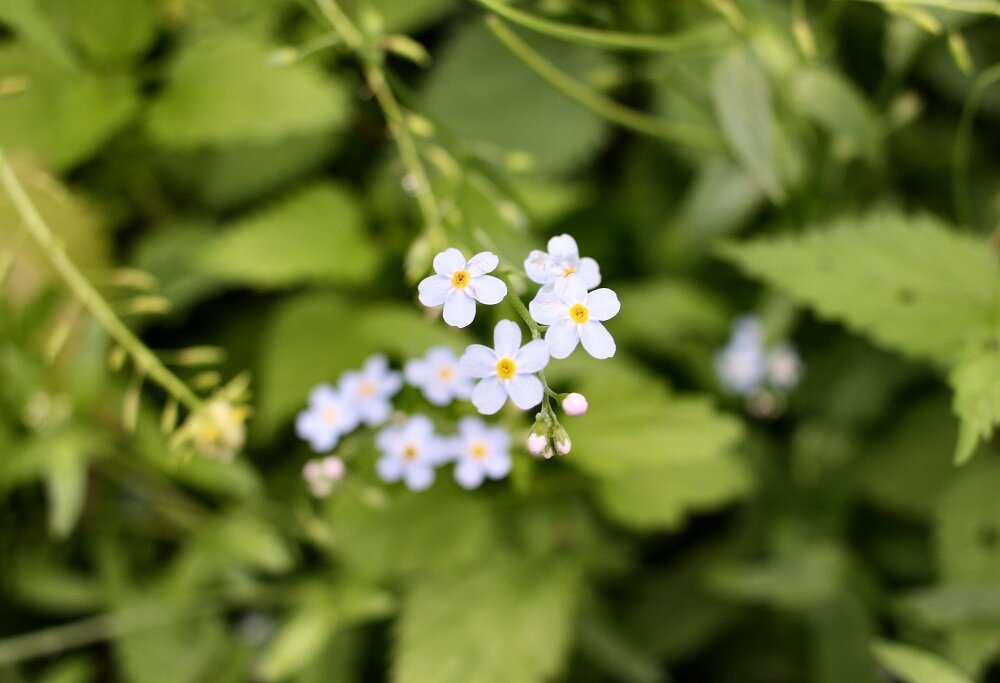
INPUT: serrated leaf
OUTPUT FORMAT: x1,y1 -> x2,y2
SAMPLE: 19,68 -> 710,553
198,183 -> 377,288
719,210 -> 999,365
950,344 -> 1000,463
712,49 -> 784,202
790,65 -> 881,163
148,33 -> 349,148
871,640 -> 972,683
395,554 -> 580,683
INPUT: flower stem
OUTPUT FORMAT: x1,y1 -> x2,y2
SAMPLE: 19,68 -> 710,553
0,150 -> 203,412
501,275 -> 562,418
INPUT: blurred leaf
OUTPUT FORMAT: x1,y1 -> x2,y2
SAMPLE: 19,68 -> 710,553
934,457 -> 1000,581
36,657 -> 96,683
130,221 -> 224,313
34,429 -> 100,538
950,343 -> 1000,463
60,0 -> 157,66
810,594 -> 880,683
870,640 -> 972,683
720,209 -> 999,365
10,552 -> 104,614
712,49 -> 784,202
790,65 -> 881,163
148,33 -> 350,148
348,0 -> 456,32
0,0 -> 76,67
0,44 -> 137,169
197,512 -> 294,574
198,183 -> 377,288
115,606 -> 229,683
577,605 -> 663,683
613,278 -> 728,353
422,21 -> 607,174
395,554 -> 581,683
899,583 -> 1000,628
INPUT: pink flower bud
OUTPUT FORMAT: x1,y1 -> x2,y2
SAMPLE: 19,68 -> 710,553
562,392 -> 588,416
527,433 -> 548,456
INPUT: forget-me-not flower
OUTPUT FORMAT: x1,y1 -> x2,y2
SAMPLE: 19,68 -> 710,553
375,415 -> 449,491
339,354 -> 402,427
418,249 -> 507,328
460,320 -> 550,414
449,417 -> 513,490
295,384 -> 358,452
404,346 -> 474,406
530,277 -> 619,360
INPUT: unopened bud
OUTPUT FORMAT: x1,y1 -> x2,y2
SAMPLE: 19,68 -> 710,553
552,426 -> 571,455
562,392 -> 588,416
527,432 -> 548,456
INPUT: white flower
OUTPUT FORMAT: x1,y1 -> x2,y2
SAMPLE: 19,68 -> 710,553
404,346 -> 474,406
339,354 -> 402,427
529,277 -> 619,360
715,317 -> 768,396
768,343 -> 802,389
562,392 -> 588,416
375,415 -> 449,491
303,456 -> 346,498
417,248 -> 508,328
449,417 -> 512,490
524,234 -> 601,290
460,320 -> 550,415
295,385 -> 358,452
184,399 -> 248,462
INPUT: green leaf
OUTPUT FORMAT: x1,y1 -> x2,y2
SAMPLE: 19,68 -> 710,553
421,20 -> 607,174
870,640 -> 972,683
0,0 -> 77,68
853,0 -> 1000,17
810,594 -> 880,683
790,65 -> 881,164
719,209 -> 1000,365
712,49 -> 784,202
148,33 -> 350,148
612,278 -> 728,354
198,183 -> 378,288
197,512 -> 294,574
0,43 -> 137,169
61,0 -> 157,66
348,0 -> 456,32
115,605 -> 228,683
934,457 -> 1000,582
950,344 -> 1000,463
395,554 -> 581,683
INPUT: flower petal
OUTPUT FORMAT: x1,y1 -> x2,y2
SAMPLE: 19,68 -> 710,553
577,257 -> 601,289
469,274 -> 507,305
443,291 -> 476,328
466,251 -> 499,276
493,319 -> 522,359
359,399 -> 392,427
524,250 -> 552,284
308,383 -> 338,407
433,247 -> 466,276
515,339 -> 549,373
547,234 -> 579,261
483,452 -> 512,479
404,358 -> 428,387
553,274 -> 587,304
376,456 -> 404,483
460,344 -> 497,378
454,460 -> 485,490
404,464 -> 435,491
580,321 -> 616,359
586,288 -> 620,321
529,291 -> 561,326
506,374 -> 543,410
545,320 -> 580,359
417,275 -> 451,307
472,377 -> 508,415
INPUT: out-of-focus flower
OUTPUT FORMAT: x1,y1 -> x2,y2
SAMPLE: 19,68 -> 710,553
524,234 -> 601,293
530,277 -> 619,360
182,398 -> 249,462
375,415 -> 449,491
303,456 -> 346,497
449,417 -> 512,489
768,343 -> 803,389
404,346 -> 474,406
417,248 -> 507,328
715,316 -> 802,397
295,384 -> 358,452
562,392 -> 588,416
460,320 -> 550,414
339,354 -> 402,427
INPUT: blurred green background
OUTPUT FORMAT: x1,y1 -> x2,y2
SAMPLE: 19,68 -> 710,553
2,0 -> 1000,681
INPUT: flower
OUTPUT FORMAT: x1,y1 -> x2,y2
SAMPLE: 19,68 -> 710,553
295,384 -> 358,452
530,277 -> 619,360
339,354 -> 402,427
375,415 -> 449,491
303,456 -> 346,497
768,343 -> 802,389
417,248 -> 507,328
524,234 -> 600,291
449,417 -> 513,489
562,392 -> 588,416
404,346 -> 474,406
460,320 -> 550,415
715,316 -> 773,397
552,425 -> 572,455
526,433 -> 549,456
183,398 -> 248,462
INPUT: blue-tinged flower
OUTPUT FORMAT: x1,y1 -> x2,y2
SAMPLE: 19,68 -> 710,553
417,248 -> 507,328
524,234 -> 601,292
715,316 -> 769,396
339,354 -> 402,427
303,456 -> 346,497
530,277 -> 619,360
460,320 -> 550,415
295,384 -> 358,452
768,343 -> 803,389
449,417 -> 512,490
375,415 -> 449,491
404,346 -> 474,406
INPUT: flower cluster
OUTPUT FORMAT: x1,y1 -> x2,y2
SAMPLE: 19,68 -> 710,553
715,315 -> 802,414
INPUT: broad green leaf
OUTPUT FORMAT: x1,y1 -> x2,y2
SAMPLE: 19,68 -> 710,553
899,583 -> 1000,628
395,554 -> 581,683
0,43 -> 137,169
36,657 -> 96,683
790,66 -> 881,163
870,640 -> 972,683
0,0 -> 76,67
422,21 -> 607,174
130,221 -> 224,313
10,552 -> 104,614
198,183 -> 377,288
613,278 -> 728,353
810,594 -> 880,683
115,606 -> 229,683
196,512 -> 294,574
950,344 -> 1000,463
148,33 -> 350,148
59,0 -> 157,66
934,458 -> 1000,581
712,49 -> 784,202
719,210 -> 999,365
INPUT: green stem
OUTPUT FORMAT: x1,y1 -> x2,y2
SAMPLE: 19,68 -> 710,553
953,63 -> 1000,228
471,0 -> 732,52
501,276 -> 561,416
485,16 -> 726,152
0,151 -> 202,412
848,0 -> 1000,17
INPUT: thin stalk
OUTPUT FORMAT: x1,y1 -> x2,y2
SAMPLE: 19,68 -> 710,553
848,0 -> 1000,17
0,151 -> 202,412
953,63 -> 1000,227
485,16 -> 726,152
470,0 -> 732,52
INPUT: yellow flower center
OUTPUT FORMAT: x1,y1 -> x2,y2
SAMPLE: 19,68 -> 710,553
496,357 -> 516,379
403,444 -> 419,461
359,380 -> 376,397
569,303 -> 589,323
562,266 -> 576,277
321,407 -> 338,423
471,442 -> 488,459
438,366 -> 454,380
450,269 -> 471,289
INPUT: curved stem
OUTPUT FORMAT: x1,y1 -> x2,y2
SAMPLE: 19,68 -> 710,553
0,151 -> 202,412
471,0 -> 732,52
953,62 -> 1000,227
485,16 -> 726,152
